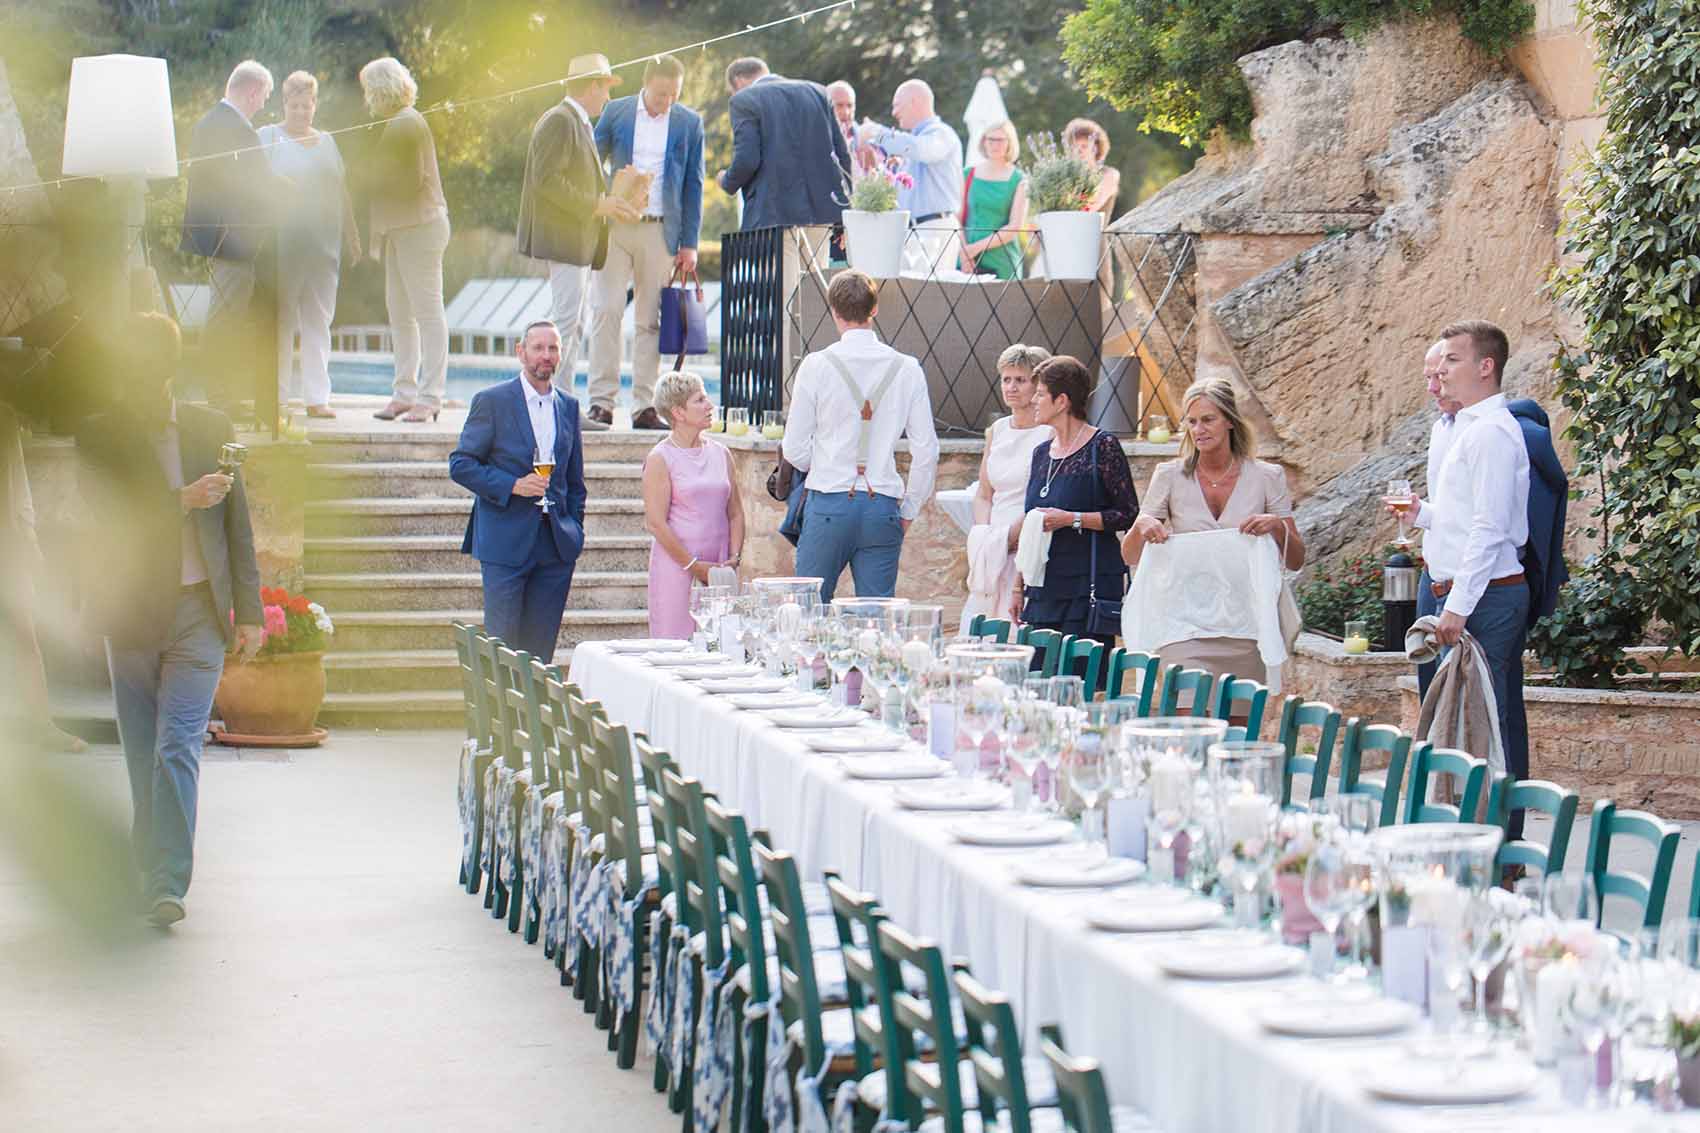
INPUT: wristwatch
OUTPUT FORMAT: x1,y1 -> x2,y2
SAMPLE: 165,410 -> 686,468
1072,513 -> 1083,531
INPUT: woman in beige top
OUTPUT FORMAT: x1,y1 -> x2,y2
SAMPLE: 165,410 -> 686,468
1121,376 -> 1305,684
361,57 -> 451,424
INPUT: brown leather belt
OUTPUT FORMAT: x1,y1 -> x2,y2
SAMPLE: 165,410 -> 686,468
1430,572 -> 1525,599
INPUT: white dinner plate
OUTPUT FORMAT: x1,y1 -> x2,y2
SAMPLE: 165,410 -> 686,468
1154,941 -> 1306,980
674,664 -> 762,681
1015,849 -> 1146,888
765,708 -> 868,729
839,754 -> 949,781
892,780 -> 1009,812
1362,1057 -> 1538,1105
727,692 -> 825,710
1085,893 -> 1226,932
1258,992 -> 1419,1038
806,732 -> 911,753
605,639 -> 689,654
950,816 -> 1077,848
700,677 -> 792,695
643,651 -> 725,667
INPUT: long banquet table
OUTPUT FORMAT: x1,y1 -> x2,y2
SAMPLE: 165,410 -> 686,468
568,641 -> 1620,1133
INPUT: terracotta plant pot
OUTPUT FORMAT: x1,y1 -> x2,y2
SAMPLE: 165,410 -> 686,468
214,650 -> 326,737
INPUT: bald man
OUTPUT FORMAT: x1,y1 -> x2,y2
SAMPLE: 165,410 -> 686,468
859,79 -> 964,274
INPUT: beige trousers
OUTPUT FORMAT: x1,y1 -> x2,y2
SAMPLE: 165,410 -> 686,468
384,211 -> 451,408
588,220 -> 671,414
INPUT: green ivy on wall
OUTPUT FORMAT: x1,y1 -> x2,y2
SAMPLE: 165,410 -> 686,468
1537,0 -> 1700,686
1059,0 -> 1533,145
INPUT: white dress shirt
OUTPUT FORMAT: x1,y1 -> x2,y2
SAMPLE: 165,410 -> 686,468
781,328 -> 939,520
561,95 -> 592,128
1414,393 -> 1530,617
524,379 -> 557,462
151,401 -> 211,586
1425,412 -> 1456,499
631,98 -> 669,217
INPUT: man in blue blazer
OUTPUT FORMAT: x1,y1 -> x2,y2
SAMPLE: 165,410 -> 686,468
717,57 -> 852,231
588,54 -> 704,430
450,321 -> 588,661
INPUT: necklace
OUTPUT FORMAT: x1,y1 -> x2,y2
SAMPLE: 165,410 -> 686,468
1038,425 -> 1093,499
1198,461 -> 1240,490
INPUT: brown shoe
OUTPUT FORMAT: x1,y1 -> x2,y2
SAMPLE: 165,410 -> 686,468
400,404 -> 441,423
305,405 -> 337,419
374,399 -> 413,421
632,407 -> 667,430
583,405 -> 613,431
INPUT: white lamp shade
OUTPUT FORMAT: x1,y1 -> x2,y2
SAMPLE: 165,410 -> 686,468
61,54 -> 178,179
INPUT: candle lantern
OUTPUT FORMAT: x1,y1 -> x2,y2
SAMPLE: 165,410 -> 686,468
1383,550 -> 1418,652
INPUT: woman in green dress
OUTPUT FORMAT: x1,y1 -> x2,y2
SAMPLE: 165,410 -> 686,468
959,119 -> 1029,280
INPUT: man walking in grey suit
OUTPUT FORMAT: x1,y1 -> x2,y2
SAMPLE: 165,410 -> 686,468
716,57 -> 852,230
516,52 -> 639,419
79,313 -> 264,928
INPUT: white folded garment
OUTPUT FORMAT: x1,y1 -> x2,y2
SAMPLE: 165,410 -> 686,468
965,522 -> 1009,618
1123,529 -> 1288,690
1012,509 -> 1053,589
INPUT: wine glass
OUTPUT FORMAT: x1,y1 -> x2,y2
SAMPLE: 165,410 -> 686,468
848,614 -> 894,721
1303,841 -> 1362,980
1336,840 -> 1377,981
1544,870 -> 1600,926
1067,730 -> 1113,854
532,444 -> 555,512
1327,793 -> 1379,838
689,584 -> 729,649
1424,898 -> 1473,1062
1003,693 -> 1052,812
1382,478 -> 1414,546
1561,949 -> 1618,1108
823,613 -> 860,707
217,441 -> 248,478
1048,675 -> 1086,712
1464,891 -> 1513,1040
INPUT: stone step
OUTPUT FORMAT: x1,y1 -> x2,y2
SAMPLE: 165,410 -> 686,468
327,608 -> 648,653
305,531 -> 651,574
323,650 -> 463,694
317,690 -> 466,731
305,460 -> 645,500
306,570 -> 649,612
304,497 -> 647,539
304,431 -> 663,465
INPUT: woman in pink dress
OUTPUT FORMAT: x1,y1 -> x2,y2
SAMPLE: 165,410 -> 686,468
642,372 -> 745,638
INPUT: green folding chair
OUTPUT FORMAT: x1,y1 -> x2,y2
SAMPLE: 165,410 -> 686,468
1156,664 -> 1215,718
1585,800 -> 1681,934
1212,675 -> 1270,739
1017,627 -> 1067,677
824,875 -> 910,1126
453,623 -> 496,895
1336,719 -> 1412,827
1487,776 -> 1579,877
969,616 -> 1013,643
1103,648 -> 1160,716
704,798 -> 772,1133
592,716 -> 659,1066
1038,1025 -> 1142,1133
1402,744 -> 1488,825
1057,637 -> 1108,700
953,971 -> 1059,1133
539,672 -> 583,965
663,768 -> 727,1112
877,922 -> 973,1133
1276,696 -> 1343,808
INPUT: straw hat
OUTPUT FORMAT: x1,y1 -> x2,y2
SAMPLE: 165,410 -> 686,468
567,54 -> 621,85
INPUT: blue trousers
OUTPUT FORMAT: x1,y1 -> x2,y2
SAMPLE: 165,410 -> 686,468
794,490 -> 905,603
481,518 -> 576,662
107,586 -> 227,901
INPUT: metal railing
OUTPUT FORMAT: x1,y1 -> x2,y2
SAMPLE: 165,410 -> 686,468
717,222 -> 1198,436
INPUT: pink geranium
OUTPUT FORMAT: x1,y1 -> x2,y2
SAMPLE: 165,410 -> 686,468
262,604 -> 288,641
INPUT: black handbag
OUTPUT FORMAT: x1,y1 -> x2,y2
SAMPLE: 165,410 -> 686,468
1084,436 -> 1127,638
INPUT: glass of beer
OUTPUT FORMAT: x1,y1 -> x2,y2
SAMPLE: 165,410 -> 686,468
533,445 -> 554,513
217,442 -> 248,478
1383,477 -> 1414,546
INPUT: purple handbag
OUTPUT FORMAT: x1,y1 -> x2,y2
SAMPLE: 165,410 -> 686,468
658,267 -> 709,363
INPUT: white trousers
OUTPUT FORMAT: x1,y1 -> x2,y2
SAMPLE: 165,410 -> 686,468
589,220 -> 672,414
384,212 -> 450,408
547,261 -> 591,396
277,252 -> 338,408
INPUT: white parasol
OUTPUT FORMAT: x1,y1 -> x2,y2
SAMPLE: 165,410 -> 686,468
962,70 -> 1010,160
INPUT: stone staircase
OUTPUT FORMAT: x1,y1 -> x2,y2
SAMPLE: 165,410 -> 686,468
305,429 -> 655,730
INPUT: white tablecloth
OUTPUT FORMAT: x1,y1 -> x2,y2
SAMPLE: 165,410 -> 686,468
936,487 -> 978,535
567,642 -> 1619,1133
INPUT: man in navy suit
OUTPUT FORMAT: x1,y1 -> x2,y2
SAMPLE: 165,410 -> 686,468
450,321 -> 588,662
716,57 -> 852,231
590,53 -> 704,430
179,60 -> 288,417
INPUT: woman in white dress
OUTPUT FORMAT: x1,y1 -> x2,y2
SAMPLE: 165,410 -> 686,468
960,344 -> 1054,630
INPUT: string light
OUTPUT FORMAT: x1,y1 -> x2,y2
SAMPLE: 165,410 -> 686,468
0,0 -> 858,197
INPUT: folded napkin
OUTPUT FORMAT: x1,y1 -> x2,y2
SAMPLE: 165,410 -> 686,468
1405,615 -> 1505,775
1013,509 -> 1053,588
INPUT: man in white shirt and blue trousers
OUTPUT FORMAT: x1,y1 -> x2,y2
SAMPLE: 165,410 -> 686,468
1399,321 -> 1531,834
782,270 -> 941,602
860,79 -> 964,276
590,53 -> 704,430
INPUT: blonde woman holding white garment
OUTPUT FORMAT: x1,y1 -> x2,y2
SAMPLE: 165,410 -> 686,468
960,344 -> 1052,631
1121,377 -> 1304,683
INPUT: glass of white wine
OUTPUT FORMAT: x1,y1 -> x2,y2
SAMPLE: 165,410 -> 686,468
533,445 -> 554,513
1382,477 -> 1414,546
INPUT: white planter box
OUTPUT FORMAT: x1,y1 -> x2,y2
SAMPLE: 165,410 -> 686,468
842,209 -> 911,279
1036,210 -> 1105,282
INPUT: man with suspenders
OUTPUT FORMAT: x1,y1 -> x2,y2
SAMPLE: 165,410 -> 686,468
781,270 -> 941,601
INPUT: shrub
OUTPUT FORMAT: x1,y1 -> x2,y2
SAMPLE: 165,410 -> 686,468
1023,132 -> 1101,214
1295,545 -> 1421,644
1526,569 -> 1646,689
1059,0 -> 1534,145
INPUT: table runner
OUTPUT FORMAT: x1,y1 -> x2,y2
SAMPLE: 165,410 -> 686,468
568,641 -> 1613,1133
